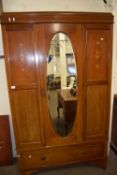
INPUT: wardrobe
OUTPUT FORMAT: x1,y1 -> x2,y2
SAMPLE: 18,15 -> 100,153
1,12 -> 113,175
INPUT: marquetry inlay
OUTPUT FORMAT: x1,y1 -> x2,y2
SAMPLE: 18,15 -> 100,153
95,50 -> 100,60
94,37 -> 105,69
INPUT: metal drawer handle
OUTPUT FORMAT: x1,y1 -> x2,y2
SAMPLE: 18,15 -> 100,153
8,17 -> 11,22
17,154 -> 20,158
11,85 -> 16,90
8,17 -> 16,22
12,17 -> 15,22
28,155 -> 32,159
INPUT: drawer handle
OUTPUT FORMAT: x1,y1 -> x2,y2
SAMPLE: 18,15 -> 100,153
8,17 -> 11,22
17,154 -> 20,158
28,155 -> 32,159
12,17 -> 15,22
41,156 -> 46,160
11,85 -> 16,90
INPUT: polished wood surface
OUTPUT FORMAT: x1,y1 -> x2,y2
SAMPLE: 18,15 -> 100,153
6,25 -> 37,86
86,85 -> 108,140
1,12 -> 113,24
1,12 -> 113,174
19,142 -> 107,172
0,115 -> 13,165
2,24 -> 45,151
13,89 -> 42,149
86,24 -> 111,82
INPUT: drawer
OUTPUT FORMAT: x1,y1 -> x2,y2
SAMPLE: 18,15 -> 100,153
82,145 -> 105,161
19,147 -> 83,170
0,143 -> 13,165
45,146 -> 83,166
19,144 -> 106,170
20,150 -> 47,170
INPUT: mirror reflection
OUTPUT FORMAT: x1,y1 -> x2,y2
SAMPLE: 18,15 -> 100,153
47,33 -> 77,137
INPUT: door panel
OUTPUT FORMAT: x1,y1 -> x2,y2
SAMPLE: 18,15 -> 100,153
86,29 -> 110,82
86,85 -> 108,140
85,24 -> 112,141
4,24 -> 44,150
38,24 -> 83,146
13,90 -> 41,143
6,25 -> 37,86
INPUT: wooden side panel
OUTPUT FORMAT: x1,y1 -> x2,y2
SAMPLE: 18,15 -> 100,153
86,29 -> 109,82
0,116 -> 13,165
0,116 -> 11,143
86,85 -> 108,139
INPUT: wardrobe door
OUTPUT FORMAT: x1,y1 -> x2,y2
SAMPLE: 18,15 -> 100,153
36,24 -> 84,146
2,24 -> 44,150
85,24 -> 112,141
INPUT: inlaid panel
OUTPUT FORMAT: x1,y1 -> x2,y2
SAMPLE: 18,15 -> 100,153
86,85 -> 108,139
86,30 -> 109,82
13,89 -> 41,145
6,27 -> 37,85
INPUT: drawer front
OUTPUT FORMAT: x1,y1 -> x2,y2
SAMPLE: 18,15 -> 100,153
20,148 -> 82,170
46,144 -> 105,166
46,147 -> 83,166
20,150 -> 46,170
82,145 -> 105,161
19,144 -> 106,170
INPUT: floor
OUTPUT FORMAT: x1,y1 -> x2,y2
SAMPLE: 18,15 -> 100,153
0,149 -> 117,175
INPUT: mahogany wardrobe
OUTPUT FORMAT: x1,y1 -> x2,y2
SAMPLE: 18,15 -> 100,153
1,12 -> 113,175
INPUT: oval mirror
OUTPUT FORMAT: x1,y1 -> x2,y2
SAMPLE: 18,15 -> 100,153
47,33 -> 77,137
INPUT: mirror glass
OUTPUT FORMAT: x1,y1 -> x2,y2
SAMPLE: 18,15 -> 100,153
47,33 -> 77,137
